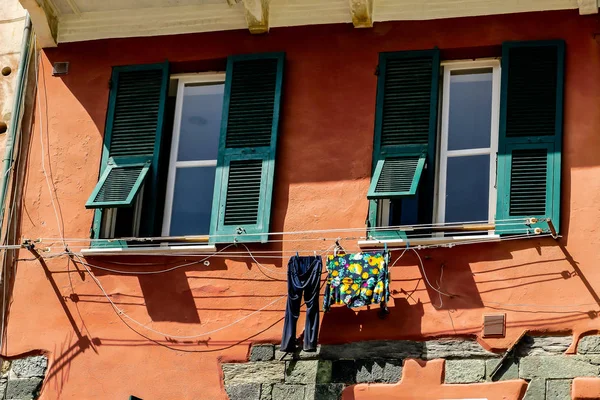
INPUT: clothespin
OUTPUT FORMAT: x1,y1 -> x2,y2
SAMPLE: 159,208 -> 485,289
313,250 -> 317,257
384,242 -> 388,254
334,239 -> 342,257
296,251 -> 299,257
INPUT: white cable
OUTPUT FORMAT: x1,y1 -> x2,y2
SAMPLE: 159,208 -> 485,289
34,217 -> 532,243
70,244 -> 235,275
34,35 -> 64,247
72,251 -> 285,339
412,248 -> 453,298
35,232 -> 554,254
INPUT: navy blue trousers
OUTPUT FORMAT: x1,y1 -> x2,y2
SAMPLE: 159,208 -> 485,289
280,255 -> 322,352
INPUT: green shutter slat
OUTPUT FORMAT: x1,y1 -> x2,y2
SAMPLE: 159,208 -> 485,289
367,154 -> 426,199
210,53 -> 284,244
109,69 -> 164,157
225,58 -> 279,149
496,41 -> 564,235
380,57 -> 435,147
90,62 -> 169,240
94,167 -> 143,202
505,46 -> 558,138
223,160 -> 263,225
86,157 -> 151,209
508,149 -> 548,216
367,50 -> 440,239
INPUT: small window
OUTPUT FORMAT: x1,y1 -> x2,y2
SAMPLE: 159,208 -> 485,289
162,74 -> 225,236
434,61 -> 500,228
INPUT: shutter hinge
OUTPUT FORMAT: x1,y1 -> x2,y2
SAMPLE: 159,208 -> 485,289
375,65 -> 380,76
108,79 -> 113,90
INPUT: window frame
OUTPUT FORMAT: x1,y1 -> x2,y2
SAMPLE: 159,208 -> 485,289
161,72 -> 226,237
433,59 -> 501,229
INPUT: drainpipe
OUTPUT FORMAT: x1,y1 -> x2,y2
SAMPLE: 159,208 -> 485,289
0,14 -> 32,236
0,13 -> 32,350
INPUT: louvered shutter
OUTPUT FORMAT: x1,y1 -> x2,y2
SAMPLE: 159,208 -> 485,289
367,50 -> 440,237
89,63 -> 169,237
496,41 -> 564,234
209,53 -> 284,243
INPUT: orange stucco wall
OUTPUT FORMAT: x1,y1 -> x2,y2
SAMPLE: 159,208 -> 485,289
7,9 -> 600,399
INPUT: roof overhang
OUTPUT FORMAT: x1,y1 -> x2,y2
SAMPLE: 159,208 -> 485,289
19,0 -> 599,48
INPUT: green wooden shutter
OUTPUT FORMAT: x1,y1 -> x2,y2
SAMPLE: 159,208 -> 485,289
209,53 -> 284,243
90,62 -> 169,238
496,41 -> 564,234
367,50 -> 440,238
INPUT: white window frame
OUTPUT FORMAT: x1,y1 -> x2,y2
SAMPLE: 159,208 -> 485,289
434,59 -> 501,229
161,72 -> 226,236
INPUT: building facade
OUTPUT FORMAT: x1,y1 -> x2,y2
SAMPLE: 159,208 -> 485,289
4,0 -> 600,399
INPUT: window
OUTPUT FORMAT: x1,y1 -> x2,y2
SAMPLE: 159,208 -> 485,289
87,53 -> 285,246
368,41 -> 564,239
435,61 -> 500,228
163,75 -> 225,236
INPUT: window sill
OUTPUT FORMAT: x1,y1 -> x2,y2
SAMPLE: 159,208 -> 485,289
358,234 -> 500,248
81,244 -> 217,257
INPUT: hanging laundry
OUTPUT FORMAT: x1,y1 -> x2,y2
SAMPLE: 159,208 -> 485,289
280,255 -> 323,352
323,252 -> 389,311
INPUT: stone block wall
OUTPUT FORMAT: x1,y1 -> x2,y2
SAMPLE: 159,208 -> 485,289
221,335 -> 600,400
0,355 -> 47,400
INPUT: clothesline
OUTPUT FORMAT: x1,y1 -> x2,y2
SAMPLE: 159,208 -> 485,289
31,217 -> 541,244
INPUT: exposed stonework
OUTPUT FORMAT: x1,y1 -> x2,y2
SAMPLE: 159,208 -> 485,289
516,335 -> 572,357
546,379 -> 572,400
275,346 -> 321,361
423,338 -> 497,360
284,360 -> 332,384
524,378 -> 546,400
250,345 -> 275,362
222,362 -> 285,385
319,340 -> 422,360
444,359 -> 485,383
225,383 -> 261,400
486,358 -> 519,381
520,356 -> 600,379
577,335 -> 600,354
10,357 -> 47,379
304,384 -> 344,400
0,355 -> 48,400
272,384 -> 304,400
224,336 -> 600,400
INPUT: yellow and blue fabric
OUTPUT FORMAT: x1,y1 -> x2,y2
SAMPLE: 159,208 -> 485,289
323,252 -> 390,311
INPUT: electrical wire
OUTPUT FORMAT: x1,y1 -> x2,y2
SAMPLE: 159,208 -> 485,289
73,250 -> 286,339
33,216 -> 534,243
34,36 -> 65,248
66,240 -> 336,339
31,232 -> 554,255
24,233 -> 556,265
411,248 -> 453,298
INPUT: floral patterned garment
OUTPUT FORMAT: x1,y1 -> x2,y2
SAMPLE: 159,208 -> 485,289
323,252 -> 389,311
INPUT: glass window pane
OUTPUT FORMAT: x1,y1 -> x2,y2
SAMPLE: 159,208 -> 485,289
448,69 -> 493,151
177,83 -> 224,162
170,166 -> 216,235
445,155 -> 490,223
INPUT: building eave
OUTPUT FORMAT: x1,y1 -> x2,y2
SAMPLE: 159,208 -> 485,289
18,0 -> 595,47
